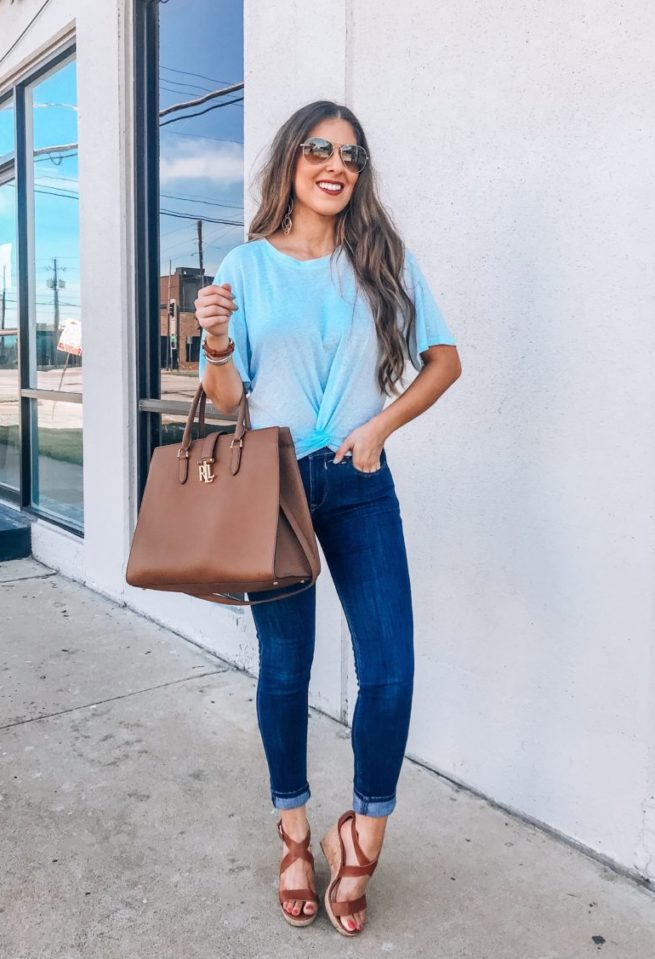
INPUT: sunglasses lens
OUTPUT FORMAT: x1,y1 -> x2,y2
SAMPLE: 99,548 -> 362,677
342,145 -> 367,172
303,137 -> 332,161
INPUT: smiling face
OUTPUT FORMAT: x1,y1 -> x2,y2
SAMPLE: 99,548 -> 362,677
292,117 -> 362,218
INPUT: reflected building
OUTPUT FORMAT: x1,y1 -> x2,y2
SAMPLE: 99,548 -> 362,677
159,266 -> 213,372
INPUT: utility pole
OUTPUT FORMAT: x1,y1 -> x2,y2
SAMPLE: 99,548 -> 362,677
196,219 -> 204,275
47,258 -> 65,368
167,258 -> 172,372
52,257 -> 60,350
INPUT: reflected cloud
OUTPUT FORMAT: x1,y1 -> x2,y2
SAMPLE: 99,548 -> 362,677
160,139 -> 244,185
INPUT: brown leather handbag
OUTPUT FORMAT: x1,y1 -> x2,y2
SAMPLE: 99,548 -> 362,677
125,383 -> 321,606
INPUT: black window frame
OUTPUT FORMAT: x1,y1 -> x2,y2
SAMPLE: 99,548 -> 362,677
0,39 -> 82,536
133,1 -> 241,505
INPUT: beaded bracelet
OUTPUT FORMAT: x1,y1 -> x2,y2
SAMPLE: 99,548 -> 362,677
203,335 -> 234,359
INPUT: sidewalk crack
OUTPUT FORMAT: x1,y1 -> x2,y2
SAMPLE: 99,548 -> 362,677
0,571 -> 58,585
0,667 -> 231,731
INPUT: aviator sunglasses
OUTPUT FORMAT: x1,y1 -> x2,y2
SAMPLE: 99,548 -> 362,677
299,136 -> 369,174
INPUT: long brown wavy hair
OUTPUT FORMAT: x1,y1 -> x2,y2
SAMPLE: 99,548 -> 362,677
247,100 -> 418,397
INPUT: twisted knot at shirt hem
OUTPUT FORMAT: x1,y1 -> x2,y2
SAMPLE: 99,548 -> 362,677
199,238 -> 456,460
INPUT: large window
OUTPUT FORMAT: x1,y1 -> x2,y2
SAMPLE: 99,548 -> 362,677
0,99 -> 18,492
0,44 -> 82,532
135,0 -> 244,494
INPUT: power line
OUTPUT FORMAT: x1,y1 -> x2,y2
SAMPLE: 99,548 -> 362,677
159,81 -> 243,119
0,0 -> 55,68
159,78 -> 216,95
1,182 -> 80,201
3,297 -> 80,307
4,149 -> 79,165
34,186 -> 78,200
160,64 -> 233,87
160,208 -> 243,226
160,82 -> 212,99
160,221 -> 195,240
159,96 -> 243,128
199,224 -> 239,249
161,191 -> 243,211
14,183 -> 244,221
33,142 -> 77,157
34,173 -> 78,183
35,151 -> 78,164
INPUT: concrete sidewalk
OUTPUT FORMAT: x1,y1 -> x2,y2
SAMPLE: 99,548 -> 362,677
2,557 -> 654,959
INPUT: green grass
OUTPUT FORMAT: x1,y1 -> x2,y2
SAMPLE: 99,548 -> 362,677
37,428 -> 83,465
0,426 -> 82,466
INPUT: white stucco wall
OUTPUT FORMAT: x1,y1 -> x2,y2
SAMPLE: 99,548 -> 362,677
245,1 -> 655,879
2,0 -> 654,881
369,0 -> 655,877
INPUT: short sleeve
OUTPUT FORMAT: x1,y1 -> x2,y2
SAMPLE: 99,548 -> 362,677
198,247 -> 253,393
402,248 -> 456,371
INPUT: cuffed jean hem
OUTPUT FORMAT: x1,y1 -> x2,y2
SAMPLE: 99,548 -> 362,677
352,790 -> 397,817
271,785 -> 311,810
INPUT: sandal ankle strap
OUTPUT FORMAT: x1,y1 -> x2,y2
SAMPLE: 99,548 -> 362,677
340,860 -> 377,878
338,810 -> 379,872
277,818 -> 315,872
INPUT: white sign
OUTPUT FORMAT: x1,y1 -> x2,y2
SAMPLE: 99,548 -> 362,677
57,318 -> 82,356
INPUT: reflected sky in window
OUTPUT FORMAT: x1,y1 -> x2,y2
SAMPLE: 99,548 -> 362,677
159,0 -> 244,278
27,59 -> 81,389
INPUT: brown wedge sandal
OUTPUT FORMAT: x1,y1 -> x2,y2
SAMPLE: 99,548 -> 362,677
276,817 -> 320,927
319,809 -> 379,937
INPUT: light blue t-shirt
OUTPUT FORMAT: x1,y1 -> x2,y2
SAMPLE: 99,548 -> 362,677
199,238 -> 456,459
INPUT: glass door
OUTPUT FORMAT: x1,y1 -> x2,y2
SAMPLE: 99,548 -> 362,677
0,43 -> 82,533
0,98 -> 19,495
23,54 -> 83,530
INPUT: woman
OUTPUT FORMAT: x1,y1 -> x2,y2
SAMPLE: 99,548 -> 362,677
195,100 -> 462,937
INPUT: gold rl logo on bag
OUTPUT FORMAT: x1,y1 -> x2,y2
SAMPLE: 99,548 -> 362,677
198,459 -> 215,483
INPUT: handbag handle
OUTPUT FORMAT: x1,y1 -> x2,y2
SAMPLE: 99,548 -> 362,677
196,382 -> 252,439
179,381 -> 251,457
178,382 -> 319,606
181,382 -> 252,448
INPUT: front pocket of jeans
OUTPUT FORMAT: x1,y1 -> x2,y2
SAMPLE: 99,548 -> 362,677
346,455 -> 387,475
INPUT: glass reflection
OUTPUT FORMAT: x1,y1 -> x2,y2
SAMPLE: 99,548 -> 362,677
26,58 -> 82,393
0,176 -> 19,491
159,410 -> 234,448
31,398 -> 83,529
158,0 -> 244,403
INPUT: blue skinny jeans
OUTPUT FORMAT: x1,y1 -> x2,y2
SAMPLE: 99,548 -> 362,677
247,445 -> 414,817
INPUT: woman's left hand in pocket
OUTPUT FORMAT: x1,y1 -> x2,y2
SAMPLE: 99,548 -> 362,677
332,420 -> 387,471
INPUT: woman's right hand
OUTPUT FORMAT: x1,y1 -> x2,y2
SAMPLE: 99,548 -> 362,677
194,282 -> 238,339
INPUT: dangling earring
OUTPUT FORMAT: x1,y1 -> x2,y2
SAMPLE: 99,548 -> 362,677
281,197 -> 294,235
